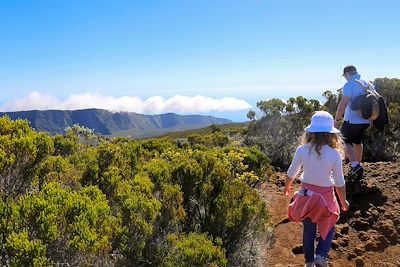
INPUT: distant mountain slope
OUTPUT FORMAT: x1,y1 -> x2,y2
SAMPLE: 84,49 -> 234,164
0,109 -> 232,137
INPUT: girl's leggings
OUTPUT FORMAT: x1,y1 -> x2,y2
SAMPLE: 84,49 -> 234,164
303,218 -> 335,262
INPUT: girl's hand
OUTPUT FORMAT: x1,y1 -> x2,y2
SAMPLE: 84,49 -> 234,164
341,200 -> 350,212
283,184 -> 291,196
284,175 -> 293,197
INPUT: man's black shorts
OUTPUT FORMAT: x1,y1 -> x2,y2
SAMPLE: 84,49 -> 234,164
341,121 -> 369,144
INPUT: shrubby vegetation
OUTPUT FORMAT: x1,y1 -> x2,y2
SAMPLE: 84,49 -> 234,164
245,96 -> 323,169
1,77 -> 398,266
245,78 -> 400,169
0,116 -> 54,200
0,118 -> 271,266
363,78 -> 400,161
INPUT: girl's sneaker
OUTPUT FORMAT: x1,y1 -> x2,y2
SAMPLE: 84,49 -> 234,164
314,255 -> 327,267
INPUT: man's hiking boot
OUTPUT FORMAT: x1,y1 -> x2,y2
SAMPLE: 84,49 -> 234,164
314,255 -> 327,267
348,164 -> 364,180
304,262 -> 315,267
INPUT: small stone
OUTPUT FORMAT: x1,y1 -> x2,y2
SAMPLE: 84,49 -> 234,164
334,231 -> 343,239
355,256 -> 364,267
351,219 -> 370,231
347,252 -> 357,260
368,209 -> 380,220
340,224 -> 349,234
353,210 -> 361,218
365,239 -> 379,251
354,244 -> 365,256
331,240 -> 340,250
291,244 -> 303,255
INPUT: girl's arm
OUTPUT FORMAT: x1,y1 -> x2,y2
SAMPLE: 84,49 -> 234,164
335,185 -> 349,211
284,175 -> 294,196
332,152 -> 349,211
284,147 -> 302,196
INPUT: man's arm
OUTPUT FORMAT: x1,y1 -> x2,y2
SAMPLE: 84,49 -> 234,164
335,96 -> 350,125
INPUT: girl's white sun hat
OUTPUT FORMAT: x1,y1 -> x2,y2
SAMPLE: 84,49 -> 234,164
305,111 -> 341,133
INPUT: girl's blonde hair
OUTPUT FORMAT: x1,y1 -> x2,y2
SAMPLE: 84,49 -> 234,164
301,132 -> 344,157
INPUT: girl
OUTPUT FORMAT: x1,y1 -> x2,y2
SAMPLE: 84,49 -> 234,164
284,111 -> 349,267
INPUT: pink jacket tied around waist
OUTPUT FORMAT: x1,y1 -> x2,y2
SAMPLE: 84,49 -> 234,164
288,182 -> 340,240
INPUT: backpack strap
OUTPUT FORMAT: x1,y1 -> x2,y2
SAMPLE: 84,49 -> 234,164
354,79 -> 368,91
354,79 -> 376,92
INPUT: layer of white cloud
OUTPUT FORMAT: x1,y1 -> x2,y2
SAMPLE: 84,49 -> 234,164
0,92 -> 252,114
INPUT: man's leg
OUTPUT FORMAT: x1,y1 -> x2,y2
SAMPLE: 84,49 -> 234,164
341,122 -> 357,164
345,142 -> 364,178
342,122 -> 366,178
344,143 -> 356,162
352,124 -> 369,164
353,143 -> 363,163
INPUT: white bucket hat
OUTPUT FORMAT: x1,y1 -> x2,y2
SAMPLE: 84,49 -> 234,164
305,111 -> 340,133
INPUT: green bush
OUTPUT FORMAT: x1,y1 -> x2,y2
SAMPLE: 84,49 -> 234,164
0,182 -> 118,266
5,231 -> 49,267
0,116 -> 54,200
0,116 -> 272,266
162,233 -> 227,267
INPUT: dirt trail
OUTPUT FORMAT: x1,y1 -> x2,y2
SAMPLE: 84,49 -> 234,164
261,162 -> 400,267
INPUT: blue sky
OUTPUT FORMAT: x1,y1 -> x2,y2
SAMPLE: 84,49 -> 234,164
1,0 -> 399,121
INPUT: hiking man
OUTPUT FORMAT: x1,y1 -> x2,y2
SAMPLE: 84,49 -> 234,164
334,65 -> 373,178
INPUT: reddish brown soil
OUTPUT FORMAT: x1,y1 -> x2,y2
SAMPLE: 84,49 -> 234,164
261,162 -> 400,267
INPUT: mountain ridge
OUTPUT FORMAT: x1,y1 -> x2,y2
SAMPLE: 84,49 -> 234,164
0,108 -> 232,137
